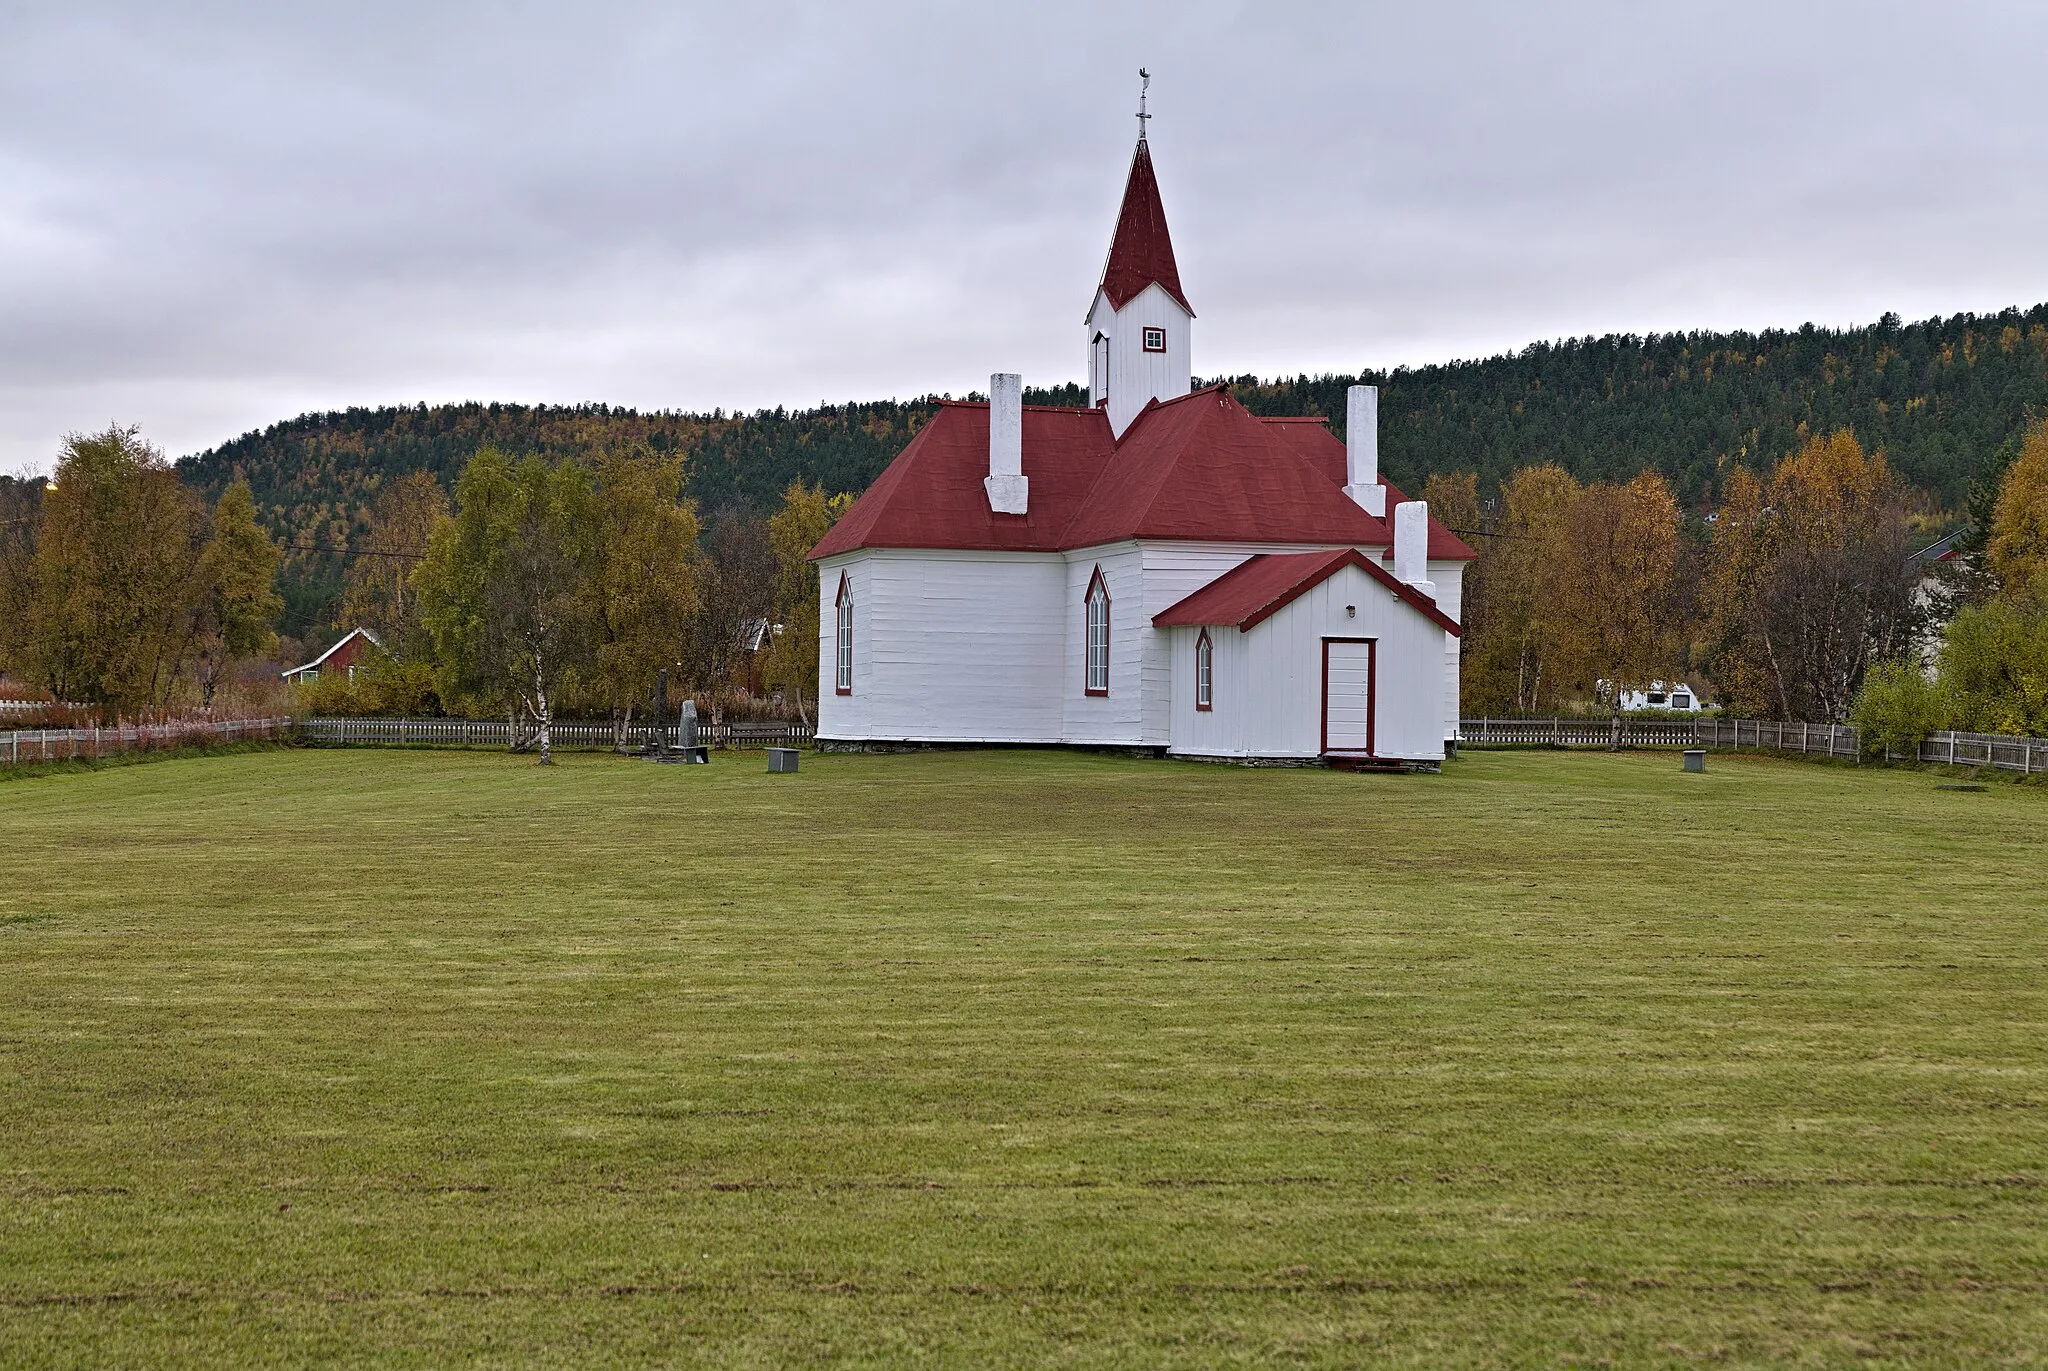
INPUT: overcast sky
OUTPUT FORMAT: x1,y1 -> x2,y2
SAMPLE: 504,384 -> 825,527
4,1 -> 2047,474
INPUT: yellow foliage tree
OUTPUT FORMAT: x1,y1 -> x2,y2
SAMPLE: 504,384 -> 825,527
341,472 -> 450,646
1700,431 -> 1916,719
1987,420 -> 2048,597
1461,464 -> 1581,713
763,479 -> 852,723
1547,471 -> 1684,739
587,448 -> 703,745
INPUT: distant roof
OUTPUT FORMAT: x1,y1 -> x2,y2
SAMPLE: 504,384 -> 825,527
1152,547 -> 1461,636
1910,529 -> 1965,565
809,390 -> 1480,562
1094,138 -> 1193,316
282,626 -> 380,679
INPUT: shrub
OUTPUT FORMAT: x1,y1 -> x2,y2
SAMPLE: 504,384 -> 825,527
292,652 -> 442,718
1938,591 -> 2048,738
1850,657 -> 1947,759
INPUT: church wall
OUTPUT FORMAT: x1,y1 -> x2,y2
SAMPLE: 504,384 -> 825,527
815,549 -> 1067,743
1060,543 -> 1147,745
1137,541 -> 1366,747
1165,563 -> 1453,761
1431,561 -> 1466,743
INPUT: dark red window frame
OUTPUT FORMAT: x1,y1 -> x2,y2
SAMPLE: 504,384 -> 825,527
1194,629 -> 1213,712
834,572 -> 853,695
1318,636 -> 1377,757
1142,326 -> 1167,353
1084,566 -> 1111,697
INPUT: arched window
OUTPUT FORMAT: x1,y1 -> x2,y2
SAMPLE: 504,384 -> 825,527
834,573 -> 853,695
1084,567 -> 1110,696
1195,629 -> 1213,711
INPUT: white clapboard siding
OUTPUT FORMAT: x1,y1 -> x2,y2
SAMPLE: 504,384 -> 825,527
1087,283 -> 1193,439
816,549 -> 1067,743
1428,561 -> 1467,744
1166,562 -> 1451,761
1138,541 -> 1376,748
1060,543 -> 1146,745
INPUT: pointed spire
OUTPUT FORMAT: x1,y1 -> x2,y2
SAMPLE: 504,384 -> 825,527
1095,134 -> 1193,316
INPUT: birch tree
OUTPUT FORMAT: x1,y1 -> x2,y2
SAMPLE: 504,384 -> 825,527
1701,432 -> 1918,719
1549,471 -> 1683,743
1461,465 -> 1581,713
190,480 -> 283,707
415,448 -> 596,763
588,448 -> 702,748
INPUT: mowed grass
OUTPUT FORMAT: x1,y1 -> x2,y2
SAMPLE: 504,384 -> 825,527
1,747 -> 2045,1368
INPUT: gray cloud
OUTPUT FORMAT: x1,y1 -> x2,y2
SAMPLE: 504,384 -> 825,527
5,0 -> 2047,472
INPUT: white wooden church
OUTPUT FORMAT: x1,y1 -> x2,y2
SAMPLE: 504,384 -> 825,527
810,125 -> 1475,764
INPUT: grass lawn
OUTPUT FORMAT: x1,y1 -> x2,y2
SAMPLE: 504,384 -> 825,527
2,746 -> 2045,1368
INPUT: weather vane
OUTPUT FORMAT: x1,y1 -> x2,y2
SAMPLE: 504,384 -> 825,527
1137,68 -> 1151,140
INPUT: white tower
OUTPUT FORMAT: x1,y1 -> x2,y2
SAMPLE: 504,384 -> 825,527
1086,76 -> 1194,439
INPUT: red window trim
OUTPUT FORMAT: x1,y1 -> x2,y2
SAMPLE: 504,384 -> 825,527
1084,565 -> 1111,697
1194,629 -> 1213,712
833,572 -> 853,696
1142,326 -> 1167,353
1318,636 -> 1377,758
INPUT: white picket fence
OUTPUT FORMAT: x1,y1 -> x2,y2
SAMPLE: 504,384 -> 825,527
1,717 -> 294,767
300,716 -> 814,751
1458,717 -> 2048,774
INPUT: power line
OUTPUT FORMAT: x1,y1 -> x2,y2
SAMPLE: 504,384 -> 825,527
279,540 -> 426,561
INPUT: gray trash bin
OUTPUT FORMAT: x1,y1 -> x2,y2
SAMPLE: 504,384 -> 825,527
1683,749 -> 1705,773
767,748 -> 799,774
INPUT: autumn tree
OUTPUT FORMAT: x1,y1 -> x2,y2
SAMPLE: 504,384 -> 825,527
341,472 -> 449,647
1986,420 -> 2048,596
189,481 -> 283,707
586,447 -> 703,747
18,428 -> 205,713
684,507 -> 777,697
1418,471 -> 1480,538
0,475 -> 43,683
1701,431 -> 1919,720
1461,464 -> 1582,713
1547,471 -> 1684,741
415,448 -> 596,762
762,479 -> 851,723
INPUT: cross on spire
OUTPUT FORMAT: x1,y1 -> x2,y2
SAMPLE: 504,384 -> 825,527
1136,68 -> 1150,141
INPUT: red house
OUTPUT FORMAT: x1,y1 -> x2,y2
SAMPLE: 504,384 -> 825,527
282,628 -> 381,686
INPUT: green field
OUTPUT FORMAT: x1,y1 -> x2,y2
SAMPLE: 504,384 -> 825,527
2,747 -> 2045,1368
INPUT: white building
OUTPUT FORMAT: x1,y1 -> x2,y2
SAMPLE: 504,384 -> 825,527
1603,680 -> 1710,713
810,130 -> 1476,764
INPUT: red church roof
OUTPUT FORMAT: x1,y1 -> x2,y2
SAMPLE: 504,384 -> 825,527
1251,417 -> 1479,561
1094,139 -> 1193,316
807,387 -> 1479,563
1151,547 -> 1462,636
1060,388 -> 1388,547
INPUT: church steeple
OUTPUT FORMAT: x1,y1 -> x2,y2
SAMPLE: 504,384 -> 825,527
1094,136 -> 1194,317
1087,74 -> 1195,439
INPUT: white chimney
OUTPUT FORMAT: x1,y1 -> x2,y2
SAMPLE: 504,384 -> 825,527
984,372 -> 1028,515
1393,500 -> 1435,597
1344,384 -> 1386,517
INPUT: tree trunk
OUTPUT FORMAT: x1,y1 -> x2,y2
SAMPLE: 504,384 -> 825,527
534,662 -> 553,765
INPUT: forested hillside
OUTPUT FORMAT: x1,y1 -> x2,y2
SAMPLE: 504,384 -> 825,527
1229,305 -> 2048,507
178,305 -> 2048,636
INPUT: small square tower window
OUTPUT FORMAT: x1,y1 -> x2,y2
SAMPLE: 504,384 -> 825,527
1142,327 -> 1166,353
